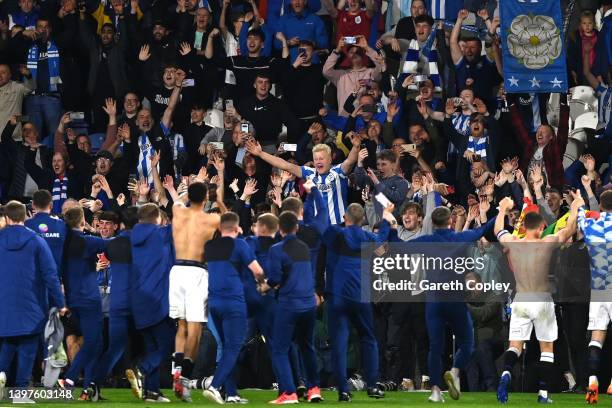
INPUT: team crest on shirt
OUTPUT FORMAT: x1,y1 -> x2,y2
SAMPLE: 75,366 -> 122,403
38,224 -> 48,233
355,16 -> 361,24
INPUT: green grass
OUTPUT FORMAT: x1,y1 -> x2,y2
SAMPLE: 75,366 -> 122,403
15,389 -> 612,407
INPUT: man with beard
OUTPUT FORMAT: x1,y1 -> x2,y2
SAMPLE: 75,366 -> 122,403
450,9 -> 501,105
78,2 -> 131,132
205,27 -> 289,100
138,21 -> 179,89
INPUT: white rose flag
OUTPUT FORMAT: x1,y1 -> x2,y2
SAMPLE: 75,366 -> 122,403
500,0 -> 568,93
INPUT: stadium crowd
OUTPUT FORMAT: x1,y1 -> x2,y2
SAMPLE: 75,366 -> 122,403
0,0 -> 611,404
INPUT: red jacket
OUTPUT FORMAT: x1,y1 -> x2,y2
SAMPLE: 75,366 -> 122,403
510,101 -> 569,188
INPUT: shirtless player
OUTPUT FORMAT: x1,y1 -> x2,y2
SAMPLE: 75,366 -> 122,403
494,193 -> 584,404
170,181 -> 221,402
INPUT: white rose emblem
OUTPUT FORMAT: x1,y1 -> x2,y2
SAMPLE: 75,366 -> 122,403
506,14 -> 562,69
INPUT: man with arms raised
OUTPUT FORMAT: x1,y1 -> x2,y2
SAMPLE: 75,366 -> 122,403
170,181 -> 221,402
495,193 -> 584,404
246,135 -> 360,225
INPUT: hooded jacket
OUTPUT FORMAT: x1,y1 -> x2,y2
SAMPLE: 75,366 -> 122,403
0,225 -> 65,336
130,223 -> 173,329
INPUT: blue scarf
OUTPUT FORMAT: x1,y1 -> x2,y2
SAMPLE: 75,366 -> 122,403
466,135 -> 488,158
402,28 -> 442,92
52,175 -> 68,214
27,41 -> 61,92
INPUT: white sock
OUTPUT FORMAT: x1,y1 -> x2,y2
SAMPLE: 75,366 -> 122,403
502,370 -> 511,378
539,390 -> 548,399
564,372 -> 576,389
590,375 -> 599,386
65,378 -> 74,387
450,367 -> 460,377
422,375 -> 430,382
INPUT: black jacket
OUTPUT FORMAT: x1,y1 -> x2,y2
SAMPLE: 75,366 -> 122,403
237,94 -> 300,144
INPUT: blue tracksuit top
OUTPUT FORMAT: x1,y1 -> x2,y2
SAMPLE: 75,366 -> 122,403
105,230 -> 132,316
301,186 -> 329,282
323,221 -> 390,301
205,236 -> 256,303
275,10 -> 328,62
0,225 -> 65,336
244,236 -> 277,307
63,229 -> 108,308
130,223 -> 173,329
409,218 -> 495,301
25,212 -> 67,273
267,234 -> 315,310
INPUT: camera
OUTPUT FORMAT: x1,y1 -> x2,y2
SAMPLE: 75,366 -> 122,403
344,36 -> 357,45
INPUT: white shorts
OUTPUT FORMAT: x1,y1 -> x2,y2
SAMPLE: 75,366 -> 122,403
587,302 -> 612,331
169,264 -> 208,322
509,295 -> 558,342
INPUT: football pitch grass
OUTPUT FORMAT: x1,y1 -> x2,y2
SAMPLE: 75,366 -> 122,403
13,389 -> 612,407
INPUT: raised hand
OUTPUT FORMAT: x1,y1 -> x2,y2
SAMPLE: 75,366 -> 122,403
179,41 -> 192,56
445,98 -> 456,116
102,98 -> 116,117
138,44 -> 151,61
138,178 -> 150,198
243,178 -> 259,197
457,9 -> 469,21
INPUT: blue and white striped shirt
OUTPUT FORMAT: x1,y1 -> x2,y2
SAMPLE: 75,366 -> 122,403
137,134 -> 157,186
301,164 -> 348,225
578,208 -> 612,291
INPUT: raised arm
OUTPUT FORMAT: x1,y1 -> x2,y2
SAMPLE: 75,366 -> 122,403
340,132 -> 360,175
450,9 -> 469,65
161,83 -> 182,129
246,139 -> 302,177
494,197 -> 516,244
553,191 -> 584,243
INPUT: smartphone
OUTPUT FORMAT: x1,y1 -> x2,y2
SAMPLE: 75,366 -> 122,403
16,115 -> 30,123
240,123 -> 250,133
298,47 -> 307,55
362,104 -> 377,113
225,99 -> 234,110
452,97 -> 463,107
414,74 -> 428,83
402,143 -> 416,152
182,78 -> 195,87
375,192 -> 392,208
283,143 -> 297,152
344,36 -> 357,45
210,141 -> 224,150
69,112 -> 85,120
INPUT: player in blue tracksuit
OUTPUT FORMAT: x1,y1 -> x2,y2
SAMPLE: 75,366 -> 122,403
409,206 -> 495,403
25,190 -> 68,272
323,202 -> 396,401
243,214 -> 279,359
0,201 -> 66,393
265,211 -> 322,404
202,212 -> 265,405
58,206 -> 109,399
88,207 -> 139,401
281,180 -> 329,296
127,204 -> 175,402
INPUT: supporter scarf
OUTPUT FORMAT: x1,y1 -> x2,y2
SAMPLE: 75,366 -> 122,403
52,175 -> 68,215
27,41 -> 61,92
466,135 -> 488,158
579,29 -> 597,67
401,29 -> 442,92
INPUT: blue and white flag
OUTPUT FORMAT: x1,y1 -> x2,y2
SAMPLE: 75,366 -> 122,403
500,0 -> 568,93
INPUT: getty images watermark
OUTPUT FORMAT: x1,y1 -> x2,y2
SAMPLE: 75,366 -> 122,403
371,252 -> 511,294
359,242 -> 597,303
